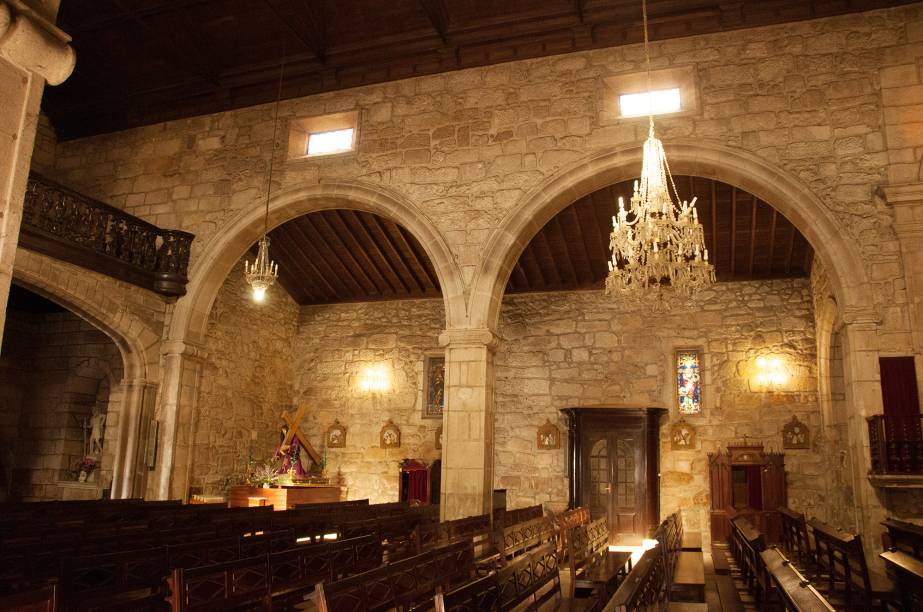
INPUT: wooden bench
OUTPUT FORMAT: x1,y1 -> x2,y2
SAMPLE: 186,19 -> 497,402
680,532 -> 702,552
671,551 -> 705,603
437,541 -> 589,612
553,507 -> 590,560
494,516 -> 557,566
567,517 -> 631,602
268,533 -> 381,608
881,517 -> 923,559
0,584 -> 56,612
730,517 -> 764,600
316,540 -> 475,612
760,546 -> 835,611
60,547 -> 170,612
711,545 -> 730,575
808,517 -> 899,610
603,544 -> 666,612
500,503 -> 544,528
167,555 -> 271,611
778,506 -> 815,569
880,548 -> 923,612
439,513 -> 495,562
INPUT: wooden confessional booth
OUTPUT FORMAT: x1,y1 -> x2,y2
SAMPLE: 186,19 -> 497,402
708,442 -> 786,543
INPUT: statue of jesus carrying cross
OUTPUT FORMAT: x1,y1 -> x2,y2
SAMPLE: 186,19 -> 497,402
273,404 -> 322,480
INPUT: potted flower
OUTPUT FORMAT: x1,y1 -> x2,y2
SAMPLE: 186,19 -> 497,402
72,456 -> 96,482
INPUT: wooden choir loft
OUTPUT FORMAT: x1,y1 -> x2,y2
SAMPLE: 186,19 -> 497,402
1,0 -> 923,611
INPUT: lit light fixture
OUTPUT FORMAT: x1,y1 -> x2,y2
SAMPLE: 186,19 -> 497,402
605,0 -> 714,311
754,355 -> 790,390
359,364 -> 391,394
245,54 -> 285,302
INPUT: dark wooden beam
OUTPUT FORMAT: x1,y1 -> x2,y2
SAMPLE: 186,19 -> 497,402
785,222 -> 796,275
312,213 -> 384,295
511,259 -> 531,291
296,216 -> 366,297
536,228 -> 563,288
551,215 -> 580,285
710,179 -> 717,259
395,225 -> 440,291
368,215 -> 427,294
330,210 -> 397,295
285,218 -> 354,300
523,242 -> 547,288
346,211 -> 411,295
569,204 -> 595,284
418,0 -> 450,43
263,0 -> 327,65
270,231 -> 324,303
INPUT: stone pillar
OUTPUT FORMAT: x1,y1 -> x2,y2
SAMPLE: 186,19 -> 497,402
0,1 -> 73,349
839,308 -> 888,564
152,339 -> 206,501
438,328 -> 498,521
882,183 -> 923,376
111,378 -> 157,499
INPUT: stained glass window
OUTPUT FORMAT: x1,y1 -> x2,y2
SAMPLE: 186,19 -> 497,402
676,350 -> 702,415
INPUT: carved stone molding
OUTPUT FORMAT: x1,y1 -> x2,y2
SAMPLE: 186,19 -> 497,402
0,1 -> 75,84
438,328 -> 501,351
160,339 -> 208,362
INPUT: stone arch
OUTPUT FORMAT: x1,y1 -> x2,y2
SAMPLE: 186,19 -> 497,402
170,180 -> 468,346
469,140 -> 873,331
11,250 -> 162,497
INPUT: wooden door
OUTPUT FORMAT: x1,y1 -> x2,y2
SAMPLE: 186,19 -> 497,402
581,428 -> 643,536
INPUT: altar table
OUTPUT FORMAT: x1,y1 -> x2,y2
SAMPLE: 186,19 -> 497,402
227,484 -> 342,510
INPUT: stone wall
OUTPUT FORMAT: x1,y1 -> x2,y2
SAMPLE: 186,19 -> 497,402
43,5 -> 921,342
191,260 -> 300,494
0,307 -> 123,501
294,299 -> 445,503
494,279 -> 821,546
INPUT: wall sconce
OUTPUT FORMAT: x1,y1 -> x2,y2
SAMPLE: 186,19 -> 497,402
752,355 -> 790,391
359,364 -> 391,394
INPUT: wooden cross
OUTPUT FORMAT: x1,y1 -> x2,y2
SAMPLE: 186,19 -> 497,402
280,404 -> 321,465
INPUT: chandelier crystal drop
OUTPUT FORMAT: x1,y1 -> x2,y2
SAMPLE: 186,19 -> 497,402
604,0 -> 714,310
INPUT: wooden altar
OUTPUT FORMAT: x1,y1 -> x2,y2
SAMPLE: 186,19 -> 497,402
228,484 -> 342,510
708,442 -> 786,543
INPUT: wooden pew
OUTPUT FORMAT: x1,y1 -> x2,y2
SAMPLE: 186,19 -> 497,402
778,506 -> 814,570
603,544 -> 666,612
493,516 -> 557,567
730,517 -> 765,600
439,513 -> 495,562
880,548 -> 923,612
566,517 -> 631,601
808,517 -> 899,610
501,503 -> 543,528
59,547 -> 169,612
881,517 -> 923,559
761,547 -> 835,611
553,507 -> 590,560
0,585 -> 56,612
167,555 -> 272,611
316,540 -> 475,612
435,573 -> 501,612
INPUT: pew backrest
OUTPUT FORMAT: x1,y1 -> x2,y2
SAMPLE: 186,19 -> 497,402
761,547 -> 835,612
882,517 -> 923,558
61,546 -> 169,606
604,544 -> 666,612
0,584 -> 56,612
778,506 -> 812,558
497,516 -> 556,563
168,555 -> 271,611
435,572 -> 502,612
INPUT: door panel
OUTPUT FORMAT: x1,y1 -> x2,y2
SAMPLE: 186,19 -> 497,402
613,435 -> 639,535
586,438 -> 610,520
579,428 -> 642,538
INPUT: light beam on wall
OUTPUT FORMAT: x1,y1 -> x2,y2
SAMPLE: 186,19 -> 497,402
359,364 -> 391,394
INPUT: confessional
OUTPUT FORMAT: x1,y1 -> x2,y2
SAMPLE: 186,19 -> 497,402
708,442 -> 786,543
399,459 -> 437,504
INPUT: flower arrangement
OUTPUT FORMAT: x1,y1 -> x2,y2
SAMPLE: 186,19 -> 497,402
248,459 -> 281,487
72,456 -> 96,482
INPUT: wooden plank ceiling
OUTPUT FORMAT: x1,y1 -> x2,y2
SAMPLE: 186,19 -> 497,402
267,176 -> 812,305
46,0 -> 916,139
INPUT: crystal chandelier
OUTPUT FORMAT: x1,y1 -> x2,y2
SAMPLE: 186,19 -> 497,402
605,0 -> 714,310
244,54 -> 284,303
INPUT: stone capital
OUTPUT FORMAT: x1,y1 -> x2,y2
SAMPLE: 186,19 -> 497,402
840,306 -> 881,328
880,183 -> 923,236
160,338 -> 208,362
438,328 -> 500,351
0,0 -> 74,84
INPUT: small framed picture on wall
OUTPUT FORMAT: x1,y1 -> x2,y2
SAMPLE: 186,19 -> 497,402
423,355 -> 445,419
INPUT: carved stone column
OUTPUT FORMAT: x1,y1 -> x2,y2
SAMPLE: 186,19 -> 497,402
438,328 -> 499,521
152,339 -> 207,501
839,308 -> 888,564
882,183 -> 923,371
111,378 -> 158,499
0,1 -> 73,349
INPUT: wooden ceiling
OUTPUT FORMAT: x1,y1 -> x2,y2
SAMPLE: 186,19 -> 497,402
507,175 -> 813,294
267,176 -> 812,305
46,0 -> 915,139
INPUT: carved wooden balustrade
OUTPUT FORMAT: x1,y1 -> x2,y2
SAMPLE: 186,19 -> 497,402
867,415 -> 923,474
21,174 -> 194,296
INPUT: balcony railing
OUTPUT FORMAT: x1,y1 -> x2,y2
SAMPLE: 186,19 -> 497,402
21,174 -> 194,297
867,414 -> 923,475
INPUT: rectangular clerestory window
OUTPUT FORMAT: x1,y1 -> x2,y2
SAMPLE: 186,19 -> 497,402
287,110 -> 359,160
601,65 -> 698,123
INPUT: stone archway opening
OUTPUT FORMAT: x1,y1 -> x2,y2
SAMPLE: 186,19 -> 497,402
0,283 -> 125,502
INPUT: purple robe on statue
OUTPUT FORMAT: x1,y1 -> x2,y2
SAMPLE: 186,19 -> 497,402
275,425 -> 309,479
